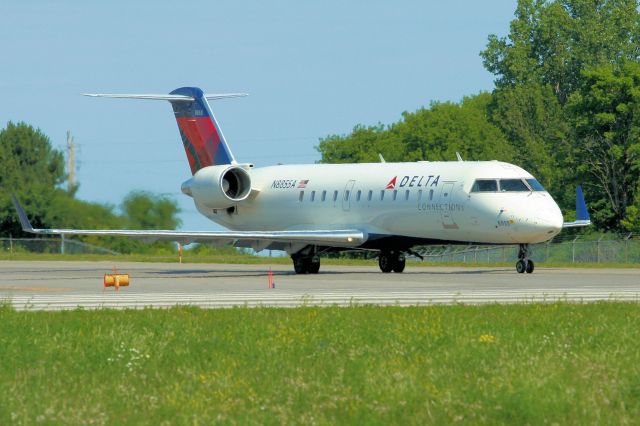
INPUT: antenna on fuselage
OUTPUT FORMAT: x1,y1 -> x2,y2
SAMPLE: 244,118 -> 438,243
378,153 -> 386,163
456,152 -> 463,162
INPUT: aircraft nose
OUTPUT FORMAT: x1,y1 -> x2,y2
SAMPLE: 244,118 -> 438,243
537,202 -> 563,237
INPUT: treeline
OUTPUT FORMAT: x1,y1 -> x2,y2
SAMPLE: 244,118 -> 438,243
0,121 -> 181,253
317,0 -> 640,233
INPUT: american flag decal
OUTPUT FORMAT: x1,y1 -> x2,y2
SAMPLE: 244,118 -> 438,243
298,179 -> 309,188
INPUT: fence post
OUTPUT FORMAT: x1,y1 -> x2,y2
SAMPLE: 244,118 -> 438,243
61,235 -> 65,255
9,234 -> 12,254
572,235 -> 579,263
625,233 -> 632,263
597,235 -> 604,263
546,242 -> 550,262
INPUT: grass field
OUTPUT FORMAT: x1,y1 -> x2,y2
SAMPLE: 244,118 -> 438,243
1,303 -> 639,424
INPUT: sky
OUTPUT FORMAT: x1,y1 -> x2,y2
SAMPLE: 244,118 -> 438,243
0,0 -> 516,231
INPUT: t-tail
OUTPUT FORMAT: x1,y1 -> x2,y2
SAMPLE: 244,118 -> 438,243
83,87 -> 247,174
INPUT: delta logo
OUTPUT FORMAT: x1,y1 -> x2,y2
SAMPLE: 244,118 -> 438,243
385,175 -> 440,189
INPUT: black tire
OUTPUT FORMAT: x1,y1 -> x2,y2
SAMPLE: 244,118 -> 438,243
526,260 -> 534,274
308,258 -> 320,274
516,259 -> 526,274
379,253 -> 394,273
392,253 -> 406,273
293,257 -> 308,274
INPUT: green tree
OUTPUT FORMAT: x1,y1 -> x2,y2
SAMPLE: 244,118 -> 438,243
396,93 -> 515,163
0,121 -> 67,236
122,191 -> 181,230
317,93 -> 514,165
488,83 -> 573,206
567,61 -> 640,230
481,0 -> 640,104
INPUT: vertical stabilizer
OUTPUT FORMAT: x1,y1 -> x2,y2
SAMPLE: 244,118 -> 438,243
169,87 -> 236,173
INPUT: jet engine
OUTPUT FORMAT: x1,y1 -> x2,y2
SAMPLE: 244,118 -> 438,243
181,165 -> 252,209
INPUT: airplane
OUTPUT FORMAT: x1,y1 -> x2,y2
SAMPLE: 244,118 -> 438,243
12,86 -> 591,275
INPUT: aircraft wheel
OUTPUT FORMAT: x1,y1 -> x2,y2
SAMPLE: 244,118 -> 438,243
379,252 -> 394,273
293,257 -> 308,274
526,260 -> 534,274
516,259 -> 526,274
308,257 -> 320,274
392,253 -> 406,273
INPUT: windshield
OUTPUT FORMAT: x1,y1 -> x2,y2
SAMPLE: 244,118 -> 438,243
499,179 -> 529,192
526,178 -> 546,191
471,179 -> 498,192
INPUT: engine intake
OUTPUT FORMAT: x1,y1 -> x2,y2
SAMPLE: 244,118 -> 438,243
181,165 -> 252,209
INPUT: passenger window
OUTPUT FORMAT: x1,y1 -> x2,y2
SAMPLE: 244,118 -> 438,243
356,190 -> 361,202
418,189 -> 423,201
368,190 -> 372,201
499,179 -> 529,192
429,189 -> 434,200
299,191 -> 304,202
405,190 -> 410,201
321,190 -> 326,201
526,178 -> 546,191
380,190 -> 385,201
471,179 -> 498,192
333,190 -> 338,202
344,190 -> 350,201
393,190 -> 398,201
310,190 -> 315,202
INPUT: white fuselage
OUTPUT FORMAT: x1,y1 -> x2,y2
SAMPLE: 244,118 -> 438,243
191,161 -> 564,248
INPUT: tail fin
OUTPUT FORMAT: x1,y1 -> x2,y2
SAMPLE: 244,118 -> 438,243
169,87 -> 235,173
83,87 -> 247,174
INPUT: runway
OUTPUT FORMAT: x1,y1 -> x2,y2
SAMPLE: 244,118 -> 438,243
1,261 -> 639,310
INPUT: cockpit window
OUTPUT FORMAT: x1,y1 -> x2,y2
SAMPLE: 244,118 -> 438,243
471,179 -> 498,192
499,179 -> 529,192
526,178 -> 546,191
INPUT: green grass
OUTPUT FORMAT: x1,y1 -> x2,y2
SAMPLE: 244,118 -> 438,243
1,303 -> 639,424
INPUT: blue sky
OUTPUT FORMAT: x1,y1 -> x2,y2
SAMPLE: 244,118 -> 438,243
0,0 -> 515,230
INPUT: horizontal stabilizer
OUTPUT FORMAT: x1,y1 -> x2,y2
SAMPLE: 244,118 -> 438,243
563,185 -> 591,228
82,93 -> 248,101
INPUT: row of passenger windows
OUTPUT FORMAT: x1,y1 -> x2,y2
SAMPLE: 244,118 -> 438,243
299,189 -> 436,203
471,178 -> 546,193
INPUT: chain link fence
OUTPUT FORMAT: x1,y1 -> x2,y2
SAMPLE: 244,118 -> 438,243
417,234 -> 640,264
1,237 -> 119,255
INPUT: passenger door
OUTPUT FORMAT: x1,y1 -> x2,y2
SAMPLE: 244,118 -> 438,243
439,182 -> 459,229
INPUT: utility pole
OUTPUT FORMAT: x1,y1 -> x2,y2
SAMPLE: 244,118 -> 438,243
67,130 -> 76,190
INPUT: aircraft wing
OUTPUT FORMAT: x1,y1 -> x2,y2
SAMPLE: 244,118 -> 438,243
563,185 -> 591,228
11,195 -> 366,249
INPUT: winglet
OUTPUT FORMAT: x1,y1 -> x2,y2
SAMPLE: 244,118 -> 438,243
11,195 -> 36,233
563,185 -> 591,228
576,185 -> 589,221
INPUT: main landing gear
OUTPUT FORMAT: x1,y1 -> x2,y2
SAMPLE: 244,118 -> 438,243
291,253 -> 320,274
516,243 -> 534,274
378,250 -> 405,273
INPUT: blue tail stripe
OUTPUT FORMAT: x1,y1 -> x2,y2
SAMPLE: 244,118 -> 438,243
576,185 -> 590,221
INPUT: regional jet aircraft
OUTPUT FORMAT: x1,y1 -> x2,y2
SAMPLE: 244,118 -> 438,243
12,87 -> 591,274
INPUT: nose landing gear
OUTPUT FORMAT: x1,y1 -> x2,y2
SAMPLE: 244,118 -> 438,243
516,244 -> 534,274
378,250 -> 406,273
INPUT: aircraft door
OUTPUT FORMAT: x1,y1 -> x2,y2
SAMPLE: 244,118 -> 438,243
439,182 -> 459,229
342,180 -> 355,212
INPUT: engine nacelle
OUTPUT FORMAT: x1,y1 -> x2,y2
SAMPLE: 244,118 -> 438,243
181,165 -> 252,209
